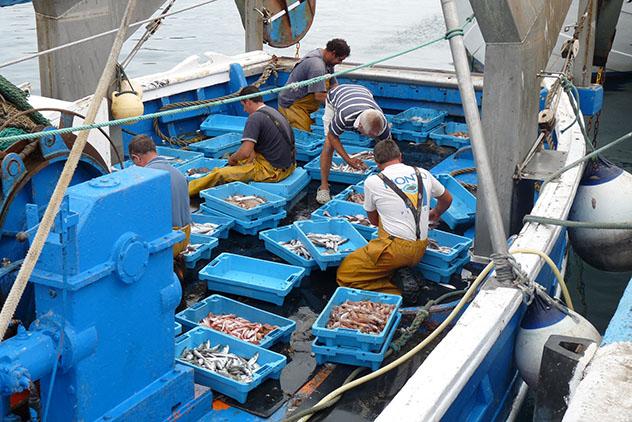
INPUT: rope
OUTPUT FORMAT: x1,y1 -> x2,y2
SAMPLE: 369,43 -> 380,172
0,14 -> 477,145
0,75 -> 50,127
0,0 -> 138,341
523,214 -> 632,229
449,166 -> 477,192
0,0 -> 221,71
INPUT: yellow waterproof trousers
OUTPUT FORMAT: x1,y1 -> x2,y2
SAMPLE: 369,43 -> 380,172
278,80 -> 330,131
173,224 -> 191,257
188,153 -> 296,196
336,228 -> 429,294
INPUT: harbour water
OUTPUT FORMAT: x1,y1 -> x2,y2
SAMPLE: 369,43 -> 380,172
1,0 -> 630,340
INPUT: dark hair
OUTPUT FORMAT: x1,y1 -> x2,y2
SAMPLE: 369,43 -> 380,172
128,134 -> 157,156
373,139 -> 401,164
239,85 -> 263,103
326,39 -> 350,58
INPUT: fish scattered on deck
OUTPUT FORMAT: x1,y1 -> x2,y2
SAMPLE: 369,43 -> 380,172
200,313 -> 278,344
326,300 -> 395,334
330,162 -> 369,174
186,167 -> 212,178
225,194 -> 267,209
449,131 -> 469,139
181,243 -> 202,256
191,222 -> 219,235
322,210 -> 373,227
280,239 -> 312,259
180,340 -> 260,382
306,233 -> 348,253
346,192 -> 365,204
427,239 -> 453,254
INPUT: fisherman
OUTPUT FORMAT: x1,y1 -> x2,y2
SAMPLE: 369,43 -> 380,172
189,86 -> 296,195
128,135 -> 192,256
316,83 -> 392,204
278,38 -> 350,131
336,139 -> 452,301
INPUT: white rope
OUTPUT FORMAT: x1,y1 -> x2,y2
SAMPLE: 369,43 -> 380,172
0,0 -> 139,340
0,0 -> 219,70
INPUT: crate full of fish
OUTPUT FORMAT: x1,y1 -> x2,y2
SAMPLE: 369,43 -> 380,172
175,326 -> 286,403
430,173 -> 476,229
191,211 -> 234,239
417,253 -> 470,284
155,146 -> 203,167
294,219 -> 368,271
200,253 -> 306,305
176,294 -> 296,348
259,225 -> 320,274
428,122 -> 470,149
311,200 -> 377,240
250,167 -> 311,201
200,182 -> 286,221
177,157 -> 227,182
188,133 -> 243,158
334,146 -> 376,166
312,287 -> 402,351
333,184 -> 365,204
312,312 -> 401,370
391,107 -> 447,132
310,125 -> 373,147
180,234 -> 219,269
230,208 -> 287,236
421,229 -> 473,269
200,114 -> 247,137
304,156 -> 376,185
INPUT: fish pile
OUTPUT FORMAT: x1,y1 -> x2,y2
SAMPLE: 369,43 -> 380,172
307,233 -> 348,253
427,239 -> 453,254
279,239 -> 312,259
186,167 -> 212,178
326,300 -> 395,334
331,162 -> 368,174
346,192 -> 365,204
449,131 -> 469,139
322,210 -> 373,227
224,194 -> 267,209
180,341 -> 260,383
348,151 -> 374,161
180,243 -> 202,256
200,313 -> 278,344
191,222 -> 219,235
410,116 -> 430,123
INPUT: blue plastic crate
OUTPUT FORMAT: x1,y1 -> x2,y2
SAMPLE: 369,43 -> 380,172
296,143 -> 324,163
294,219 -> 368,271
200,253 -> 305,305
188,133 -> 243,159
391,127 -> 431,144
294,128 -> 323,144
312,312 -> 401,371
463,225 -> 475,240
177,157 -> 228,182
430,147 -> 477,186
182,234 -> 219,269
429,122 -> 470,149
259,225 -> 319,274
200,114 -> 248,137
175,326 -> 286,403
310,125 -> 373,147
200,182 -> 286,221
175,321 -> 183,336
417,253 -> 470,284
155,146 -> 203,168
304,156 -> 375,185
430,174 -> 476,229
391,107 -> 447,132
333,184 -> 365,204
311,200 -> 377,240
191,211 -> 234,239
334,146 -> 376,166
312,287 -> 402,351
175,294 -> 296,348
250,167 -> 310,201
421,229 -> 472,269
232,208 -> 287,235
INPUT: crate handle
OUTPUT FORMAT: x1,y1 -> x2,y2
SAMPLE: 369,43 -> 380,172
286,273 -> 299,284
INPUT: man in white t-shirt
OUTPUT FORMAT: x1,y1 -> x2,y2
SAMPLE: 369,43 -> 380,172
337,139 -> 452,300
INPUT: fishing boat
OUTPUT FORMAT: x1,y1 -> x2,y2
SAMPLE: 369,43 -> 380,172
0,1 -> 629,421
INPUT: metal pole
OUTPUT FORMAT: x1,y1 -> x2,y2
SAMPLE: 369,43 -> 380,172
439,0 -> 509,257
244,0 -> 263,51
573,0 -> 597,86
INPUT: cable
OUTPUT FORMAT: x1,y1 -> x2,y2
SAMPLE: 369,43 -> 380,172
523,215 -> 632,230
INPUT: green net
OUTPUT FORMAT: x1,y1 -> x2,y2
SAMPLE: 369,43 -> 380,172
0,74 -> 50,127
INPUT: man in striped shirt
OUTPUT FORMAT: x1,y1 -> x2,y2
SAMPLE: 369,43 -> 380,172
317,84 -> 392,204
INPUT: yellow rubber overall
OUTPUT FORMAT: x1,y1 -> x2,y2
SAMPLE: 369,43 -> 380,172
172,224 -> 191,257
188,152 -> 295,196
336,227 -> 429,294
278,80 -> 330,131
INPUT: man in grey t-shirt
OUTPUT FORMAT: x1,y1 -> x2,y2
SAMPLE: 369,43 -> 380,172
189,86 -> 296,196
278,39 -> 350,131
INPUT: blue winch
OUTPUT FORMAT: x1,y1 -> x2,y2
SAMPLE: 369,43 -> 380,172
0,167 -> 212,420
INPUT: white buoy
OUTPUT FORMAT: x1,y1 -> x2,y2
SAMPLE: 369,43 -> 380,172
515,294 -> 601,388
569,158 -> 632,271
111,80 -> 144,120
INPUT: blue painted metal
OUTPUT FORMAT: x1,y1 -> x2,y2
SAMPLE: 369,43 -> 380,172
228,64 -> 248,116
0,167 -> 210,421
602,276 -> 632,344
577,84 -> 604,116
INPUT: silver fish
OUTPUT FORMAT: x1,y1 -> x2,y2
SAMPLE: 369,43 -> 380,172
307,233 -> 349,253
330,162 -> 369,174
427,239 -> 453,254
180,244 -> 202,256
280,239 -> 312,259
191,222 -> 220,235
225,194 -> 267,209
180,341 -> 261,383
